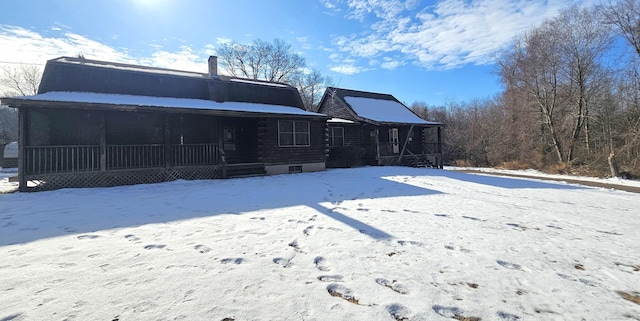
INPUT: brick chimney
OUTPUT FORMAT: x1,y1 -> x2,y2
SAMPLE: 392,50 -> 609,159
208,56 -> 218,78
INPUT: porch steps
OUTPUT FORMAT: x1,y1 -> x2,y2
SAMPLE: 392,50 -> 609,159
226,163 -> 266,178
403,157 -> 434,168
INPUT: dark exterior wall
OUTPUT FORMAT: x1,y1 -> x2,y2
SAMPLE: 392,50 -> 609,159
327,124 -> 361,147
168,114 -> 218,145
106,111 -> 165,145
27,108 -> 102,146
259,118 -> 326,164
317,96 -> 356,121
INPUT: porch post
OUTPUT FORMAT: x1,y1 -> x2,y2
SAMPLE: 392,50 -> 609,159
438,126 -> 443,169
164,114 -> 171,168
18,108 -> 27,192
217,117 -> 227,178
397,124 -> 414,164
375,128 -> 380,164
99,111 -> 106,171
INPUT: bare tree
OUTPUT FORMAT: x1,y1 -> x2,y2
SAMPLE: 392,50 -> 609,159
600,0 -> 640,56
218,38 -> 331,111
1,64 -> 41,156
0,105 -> 18,147
496,5 -> 613,166
1,65 -> 41,96
291,69 -> 332,111
217,38 -> 305,83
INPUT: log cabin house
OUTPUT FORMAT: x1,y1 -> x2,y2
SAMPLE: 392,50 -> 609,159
1,56 -> 328,192
317,87 -> 443,168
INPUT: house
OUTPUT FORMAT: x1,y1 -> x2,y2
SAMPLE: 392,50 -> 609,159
317,87 -> 443,168
0,56 -> 328,192
1,142 -> 18,168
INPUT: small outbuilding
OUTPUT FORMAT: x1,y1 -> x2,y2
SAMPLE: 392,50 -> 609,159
317,87 -> 443,168
1,56 -> 328,191
1,142 -> 18,168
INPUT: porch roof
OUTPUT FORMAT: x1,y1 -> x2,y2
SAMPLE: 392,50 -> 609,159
344,96 -> 440,126
4,91 -> 327,118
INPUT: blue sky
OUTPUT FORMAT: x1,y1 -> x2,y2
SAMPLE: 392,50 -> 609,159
1,0 -> 593,106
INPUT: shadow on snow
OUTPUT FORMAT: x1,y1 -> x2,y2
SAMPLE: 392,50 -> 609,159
0,166 -> 586,246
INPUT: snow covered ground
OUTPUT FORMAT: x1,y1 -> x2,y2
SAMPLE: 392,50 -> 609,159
1,166 -> 639,320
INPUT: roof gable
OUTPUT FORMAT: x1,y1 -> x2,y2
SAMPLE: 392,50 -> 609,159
319,87 -> 440,125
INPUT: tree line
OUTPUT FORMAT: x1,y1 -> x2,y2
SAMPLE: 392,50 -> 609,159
412,1 -> 640,178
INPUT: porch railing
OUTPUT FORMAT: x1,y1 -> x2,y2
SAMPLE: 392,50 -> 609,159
24,145 -> 101,175
24,144 -> 221,175
171,143 -> 220,167
107,144 -> 164,170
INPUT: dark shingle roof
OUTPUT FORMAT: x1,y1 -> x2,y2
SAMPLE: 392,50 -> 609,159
37,57 -> 305,109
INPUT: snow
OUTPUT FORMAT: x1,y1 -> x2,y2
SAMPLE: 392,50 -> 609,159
12,91 -> 324,117
328,117 -> 355,124
344,96 -> 439,125
448,166 -> 640,189
0,168 -> 18,193
58,57 -> 208,78
230,78 -> 289,88
1,166 -> 639,320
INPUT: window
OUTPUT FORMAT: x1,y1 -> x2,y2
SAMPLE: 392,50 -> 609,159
328,127 -> 344,147
278,120 -> 310,147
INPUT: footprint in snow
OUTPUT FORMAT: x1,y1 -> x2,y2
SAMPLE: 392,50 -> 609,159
221,258 -> 244,264
497,260 -> 523,270
497,311 -> 521,320
557,273 -> 577,281
273,257 -> 293,268
318,275 -> 344,282
124,234 -> 141,242
144,244 -> 166,250
376,278 -> 409,294
314,256 -> 331,271
77,234 -> 100,240
445,245 -> 472,253
397,240 -> 422,246
303,226 -> 315,236
327,283 -> 359,305
194,245 -> 211,253
462,215 -> 485,222
288,240 -> 306,253
432,305 -> 480,321
386,303 -> 411,321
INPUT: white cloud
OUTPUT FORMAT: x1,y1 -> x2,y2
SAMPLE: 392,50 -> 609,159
330,0 -> 594,70
380,58 -> 403,70
330,63 -> 370,74
216,37 -> 233,45
0,24 -> 211,74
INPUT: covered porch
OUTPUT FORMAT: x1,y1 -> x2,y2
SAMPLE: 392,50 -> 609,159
15,105 -> 264,191
364,124 -> 443,168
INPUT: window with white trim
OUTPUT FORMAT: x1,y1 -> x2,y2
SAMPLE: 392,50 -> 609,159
328,127 -> 344,147
278,120 -> 310,147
